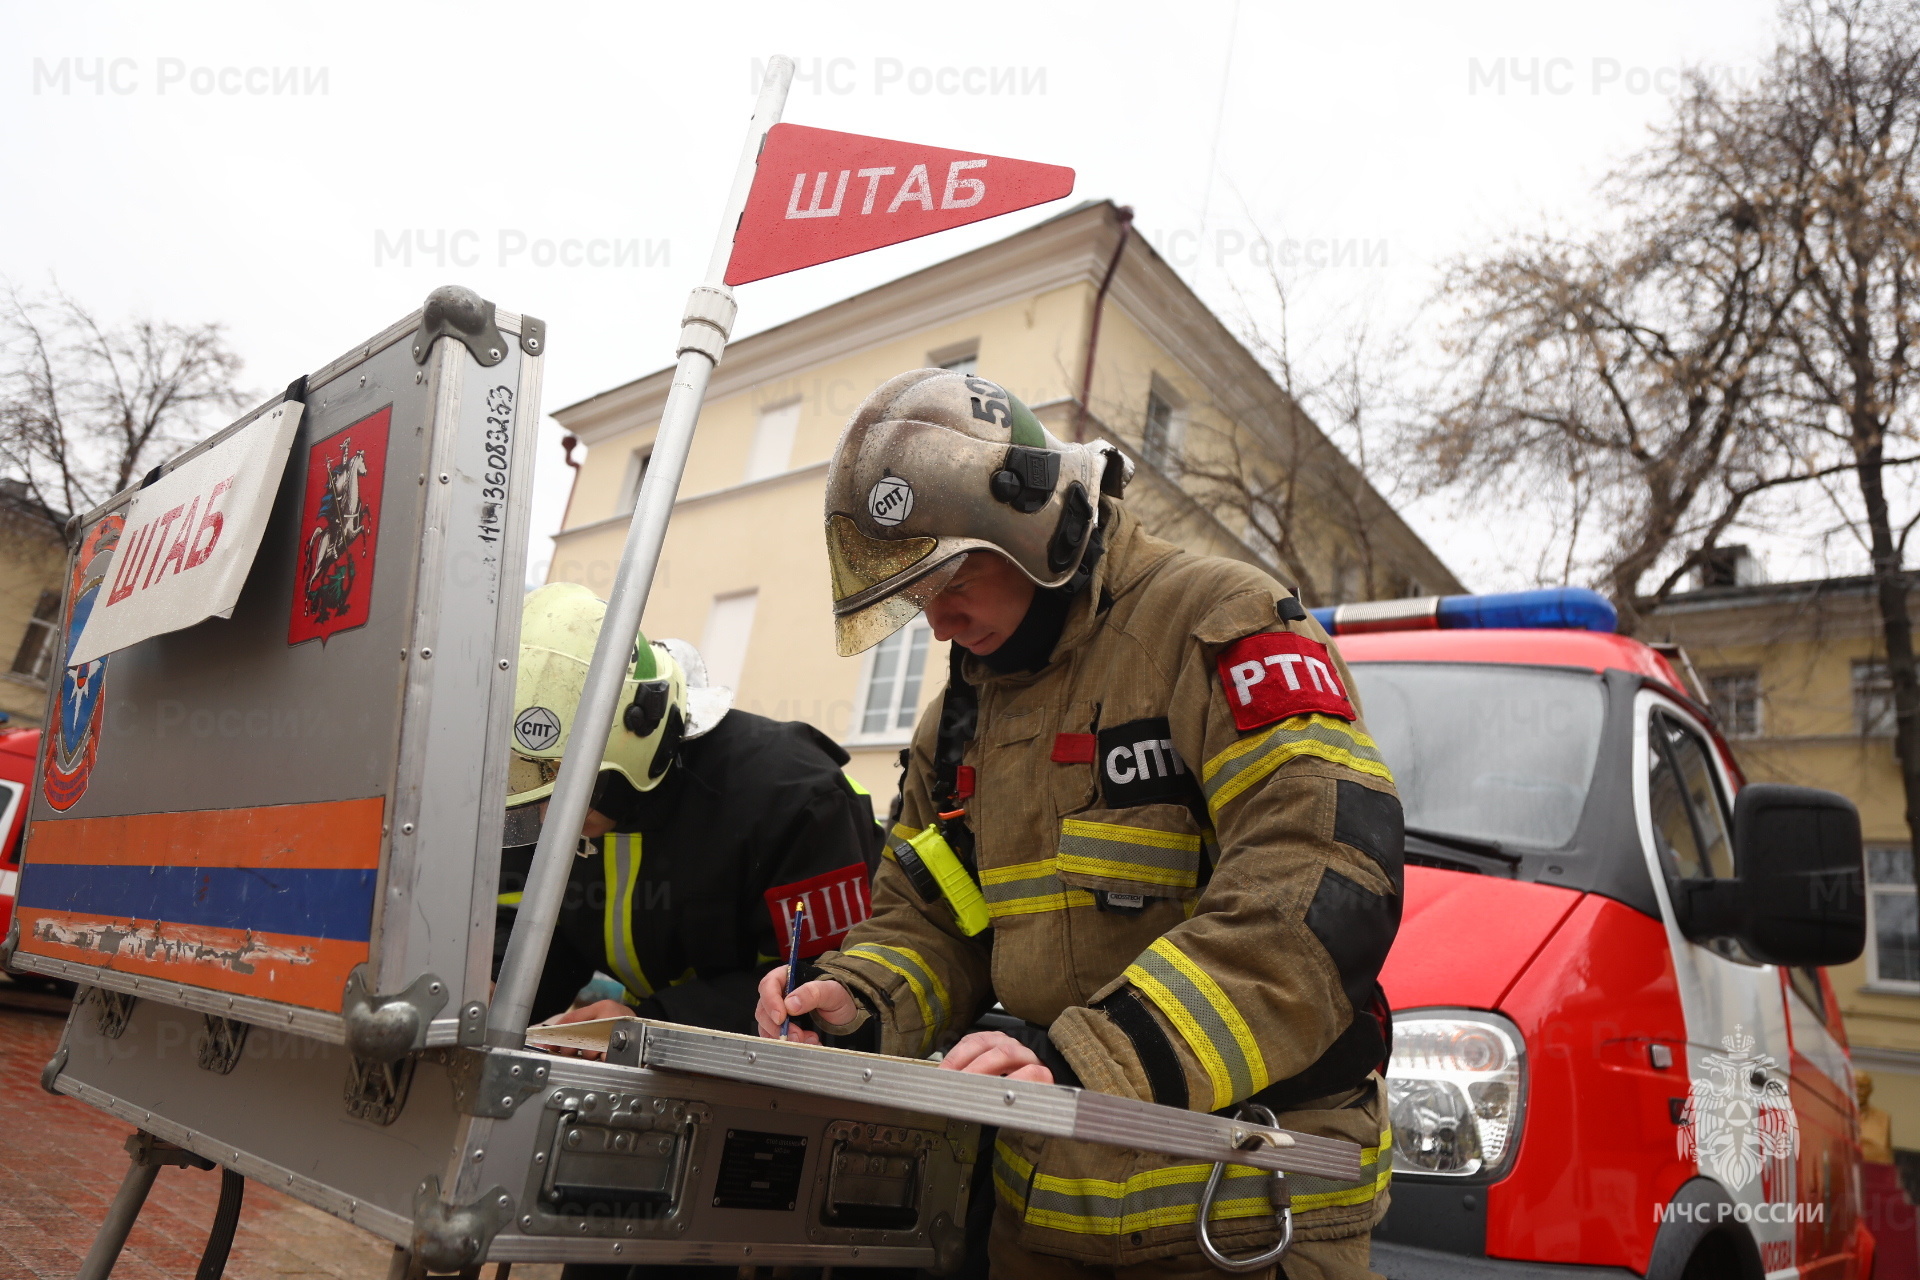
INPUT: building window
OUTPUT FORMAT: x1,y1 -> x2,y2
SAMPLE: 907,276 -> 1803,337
1855,660 -> 1897,737
1143,390 -> 1177,471
1705,670 -> 1762,738
856,618 -> 932,738
1692,545 -> 1764,589
744,400 -> 801,483
9,590 -> 60,682
1868,845 -> 1920,989
928,341 -> 978,377
700,590 -> 759,691
620,447 -> 652,512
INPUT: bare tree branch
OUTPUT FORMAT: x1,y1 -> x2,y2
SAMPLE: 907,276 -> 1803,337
0,282 -> 248,542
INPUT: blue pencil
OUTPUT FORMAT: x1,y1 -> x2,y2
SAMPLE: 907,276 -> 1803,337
780,900 -> 807,1039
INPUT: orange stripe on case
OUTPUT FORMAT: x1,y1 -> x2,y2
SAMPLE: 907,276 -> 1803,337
15,907 -> 365,1011
24,797 -> 385,870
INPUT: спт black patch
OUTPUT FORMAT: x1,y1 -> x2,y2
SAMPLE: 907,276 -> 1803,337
1097,717 -> 1198,809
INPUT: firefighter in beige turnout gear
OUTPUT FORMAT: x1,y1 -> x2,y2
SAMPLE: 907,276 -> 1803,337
755,369 -> 1401,1279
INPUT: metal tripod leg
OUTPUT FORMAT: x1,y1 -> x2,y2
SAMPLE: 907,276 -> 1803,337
76,1132 -> 213,1280
74,1158 -> 159,1280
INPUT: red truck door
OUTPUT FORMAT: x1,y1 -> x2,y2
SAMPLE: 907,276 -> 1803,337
1784,964 -> 1860,1278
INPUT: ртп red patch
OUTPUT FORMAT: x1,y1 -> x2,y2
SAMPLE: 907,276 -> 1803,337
1217,631 -> 1356,731
764,862 -> 873,959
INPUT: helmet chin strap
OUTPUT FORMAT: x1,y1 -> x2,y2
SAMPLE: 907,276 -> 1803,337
976,522 -> 1106,676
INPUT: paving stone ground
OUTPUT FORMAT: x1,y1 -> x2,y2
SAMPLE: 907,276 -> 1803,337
0,980 -> 558,1280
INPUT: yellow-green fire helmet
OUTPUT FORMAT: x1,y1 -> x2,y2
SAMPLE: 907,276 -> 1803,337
507,582 -> 689,807
823,368 -> 1131,656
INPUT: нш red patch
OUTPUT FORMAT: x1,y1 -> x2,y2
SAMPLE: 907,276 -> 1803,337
1216,631 -> 1356,731
764,863 -> 873,959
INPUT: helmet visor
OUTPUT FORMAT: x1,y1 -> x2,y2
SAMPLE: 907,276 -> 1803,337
507,753 -> 562,807
832,555 -> 963,656
826,514 -> 939,605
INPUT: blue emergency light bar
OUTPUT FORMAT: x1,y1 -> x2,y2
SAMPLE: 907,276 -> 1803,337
1309,587 -> 1618,636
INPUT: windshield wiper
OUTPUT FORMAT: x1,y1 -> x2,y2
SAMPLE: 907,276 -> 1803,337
1404,826 -> 1524,874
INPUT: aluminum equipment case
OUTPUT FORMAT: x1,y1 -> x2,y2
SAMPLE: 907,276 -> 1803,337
3,288 -> 1362,1276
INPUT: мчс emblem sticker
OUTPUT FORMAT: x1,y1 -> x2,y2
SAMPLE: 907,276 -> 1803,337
867,475 -> 913,526
43,513 -> 124,811
289,407 -> 390,646
514,706 -> 563,753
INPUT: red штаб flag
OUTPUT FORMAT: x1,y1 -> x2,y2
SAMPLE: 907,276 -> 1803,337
723,123 -> 1075,286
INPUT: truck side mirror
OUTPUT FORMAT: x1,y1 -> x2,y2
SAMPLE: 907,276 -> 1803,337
1730,783 -> 1864,967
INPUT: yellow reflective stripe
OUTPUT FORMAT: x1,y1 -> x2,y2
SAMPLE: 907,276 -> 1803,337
990,887 -> 1099,917
496,891 -> 523,907
1057,819 -> 1201,889
1284,1127 -> 1394,1213
600,834 -> 652,999
980,859 -> 1097,918
1125,963 -> 1231,1109
992,1138 -> 1035,1207
1060,820 -> 1201,853
1202,714 -> 1392,814
844,771 -> 871,796
1125,937 -> 1266,1109
842,943 -> 949,1055
998,1129 -> 1391,1232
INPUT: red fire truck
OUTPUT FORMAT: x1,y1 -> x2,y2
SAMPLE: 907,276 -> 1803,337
0,724 -> 39,954
1316,590 -> 1873,1280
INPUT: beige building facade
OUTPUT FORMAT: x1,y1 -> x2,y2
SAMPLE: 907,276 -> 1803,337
548,201 -> 1459,803
1648,571 -> 1920,1158
0,481 -> 68,729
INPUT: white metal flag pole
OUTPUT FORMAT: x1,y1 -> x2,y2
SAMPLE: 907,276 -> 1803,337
491,56 -> 795,1044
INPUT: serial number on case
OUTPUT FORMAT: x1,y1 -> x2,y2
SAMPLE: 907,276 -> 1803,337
479,383 -> 513,544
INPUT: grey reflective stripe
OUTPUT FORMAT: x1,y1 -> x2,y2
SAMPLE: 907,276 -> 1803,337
995,1132 -> 1390,1232
1201,715 -> 1392,815
1125,939 -> 1264,1106
603,833 -> 650,1000
841,942 -> 951,1053
979,859 -> 1095,918
1023,1164 -> 1275,1233
990,1140 -> 1034,1208
1056,819 -> 1201,889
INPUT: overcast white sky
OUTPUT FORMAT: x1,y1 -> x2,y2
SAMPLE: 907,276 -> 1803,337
3,0 -> 1794,594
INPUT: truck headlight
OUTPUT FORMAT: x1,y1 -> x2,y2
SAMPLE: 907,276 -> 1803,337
1386,1011 -> 1525,1178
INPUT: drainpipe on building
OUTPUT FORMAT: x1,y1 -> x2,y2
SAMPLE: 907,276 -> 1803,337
1074,205 -> 1134,443
554,432 -> 584,548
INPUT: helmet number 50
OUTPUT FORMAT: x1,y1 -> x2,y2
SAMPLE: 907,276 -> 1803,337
967,378 -> 1011,428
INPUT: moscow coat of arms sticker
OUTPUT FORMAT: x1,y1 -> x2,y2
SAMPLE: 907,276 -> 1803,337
288,406 -> 389,646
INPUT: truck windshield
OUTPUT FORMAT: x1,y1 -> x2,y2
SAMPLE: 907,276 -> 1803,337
1346,662 -> 1606,851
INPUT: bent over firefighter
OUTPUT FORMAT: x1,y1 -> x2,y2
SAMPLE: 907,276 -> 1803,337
756,368 -> 1403,1280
